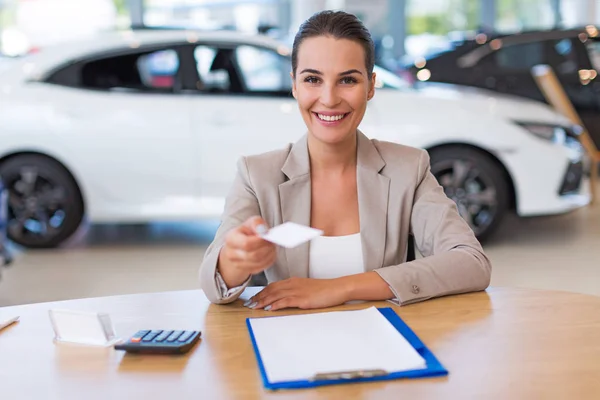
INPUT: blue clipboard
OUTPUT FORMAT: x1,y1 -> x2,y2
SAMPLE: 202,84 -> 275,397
246,307 -> 448,390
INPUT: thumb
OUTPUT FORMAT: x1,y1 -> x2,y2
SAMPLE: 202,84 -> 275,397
241,216 -> 269,236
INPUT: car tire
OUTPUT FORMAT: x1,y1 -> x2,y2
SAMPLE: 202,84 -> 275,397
428,146 -> 510,242
0,155 -> 84,249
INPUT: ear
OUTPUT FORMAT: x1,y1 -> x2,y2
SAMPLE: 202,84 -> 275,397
290,71 -> 297,99
367,72 -> 376,101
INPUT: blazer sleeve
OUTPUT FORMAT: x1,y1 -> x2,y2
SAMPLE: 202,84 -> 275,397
374,150 -> 492,305
199,157 -> 260,304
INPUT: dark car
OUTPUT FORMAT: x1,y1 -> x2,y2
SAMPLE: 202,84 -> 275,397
407,27 -> 600,148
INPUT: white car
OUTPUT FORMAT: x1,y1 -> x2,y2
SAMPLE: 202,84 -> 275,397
0,29 -> 590,248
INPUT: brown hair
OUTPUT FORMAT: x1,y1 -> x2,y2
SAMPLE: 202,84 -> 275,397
291,10 -> 375,78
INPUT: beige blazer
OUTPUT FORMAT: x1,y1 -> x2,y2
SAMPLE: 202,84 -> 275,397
199,131 -> 491,306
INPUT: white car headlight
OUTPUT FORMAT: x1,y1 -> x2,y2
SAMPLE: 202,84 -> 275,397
516,123 -> 568,145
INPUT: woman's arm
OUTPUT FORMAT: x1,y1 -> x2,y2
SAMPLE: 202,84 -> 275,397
199,157 -> 260,304
373,150 -> 492,305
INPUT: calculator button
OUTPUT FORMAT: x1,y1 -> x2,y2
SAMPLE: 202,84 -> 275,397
177,331 -> 195,342
130,337 -> 142,343
132,330 -> 150,339
142,330 -> 163,342
154,330 -> 174,342
166,331 -> 184,342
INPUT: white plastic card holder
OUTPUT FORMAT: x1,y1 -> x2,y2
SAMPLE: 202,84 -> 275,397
49,309 -> 121,347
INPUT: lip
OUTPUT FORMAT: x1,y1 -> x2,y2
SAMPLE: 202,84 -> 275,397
313,111 -> 349,116
312,111 -> 351,127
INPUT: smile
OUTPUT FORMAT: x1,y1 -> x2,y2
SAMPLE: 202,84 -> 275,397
313,112 -> 350,122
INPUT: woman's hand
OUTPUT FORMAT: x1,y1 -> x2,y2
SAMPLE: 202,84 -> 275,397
217,216 -> 277,288
245,277 -> 350,311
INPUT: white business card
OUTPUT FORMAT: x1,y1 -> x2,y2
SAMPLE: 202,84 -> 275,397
260,222 -> 323,248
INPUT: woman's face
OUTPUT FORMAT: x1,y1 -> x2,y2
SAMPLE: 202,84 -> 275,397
292,36 -> 376,146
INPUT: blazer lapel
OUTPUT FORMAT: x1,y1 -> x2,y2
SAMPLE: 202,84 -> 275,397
279,135 -> 311,278
356,131 -> 390,271
278,131 -> 389,277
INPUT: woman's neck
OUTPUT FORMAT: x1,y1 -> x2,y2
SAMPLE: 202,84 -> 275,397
307,132 -> 358,176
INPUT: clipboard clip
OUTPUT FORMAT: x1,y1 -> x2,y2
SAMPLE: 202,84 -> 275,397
312,369 -> 388,381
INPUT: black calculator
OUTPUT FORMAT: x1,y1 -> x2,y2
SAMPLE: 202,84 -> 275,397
114,330 -> 201,354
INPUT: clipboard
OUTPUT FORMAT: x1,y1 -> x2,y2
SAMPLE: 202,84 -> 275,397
246,307 -> 448,390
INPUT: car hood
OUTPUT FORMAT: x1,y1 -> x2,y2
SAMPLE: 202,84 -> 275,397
405,82 -> 572,126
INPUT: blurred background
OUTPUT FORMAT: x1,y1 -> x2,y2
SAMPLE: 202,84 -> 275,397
0,0 -> 598,306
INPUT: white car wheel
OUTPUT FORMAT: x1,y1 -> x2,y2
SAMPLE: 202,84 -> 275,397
0,155 -> 84,248
429,146 -> 511,242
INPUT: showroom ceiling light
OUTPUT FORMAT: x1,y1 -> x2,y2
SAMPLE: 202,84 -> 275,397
186,32 -> 199,43
579,69 -> 598,85
414,57 -> 426,69
475,34 -> 487,44
277,46 -> 290,56
490,39 -> 503,50
416,69 -> 431,82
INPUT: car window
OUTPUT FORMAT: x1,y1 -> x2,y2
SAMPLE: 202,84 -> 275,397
194,45 -> 232,93
137,50 -> 180,89
235,45 -> 292,93
494,42 -> 544,71
554,38 -> 572,57
78,48 -> 181,92
549,38 -> 578,75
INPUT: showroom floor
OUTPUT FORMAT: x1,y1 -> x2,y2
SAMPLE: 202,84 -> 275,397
1,193 -> 599,307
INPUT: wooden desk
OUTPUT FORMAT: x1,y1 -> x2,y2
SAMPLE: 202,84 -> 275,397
0,287 -> 599,399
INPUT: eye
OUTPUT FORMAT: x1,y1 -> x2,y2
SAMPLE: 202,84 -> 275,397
340,76 -> 358,84
304,76 -> 320,84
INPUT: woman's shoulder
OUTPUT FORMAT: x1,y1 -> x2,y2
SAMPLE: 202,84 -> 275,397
237,143 -> 294,184
243,143 -> 294,168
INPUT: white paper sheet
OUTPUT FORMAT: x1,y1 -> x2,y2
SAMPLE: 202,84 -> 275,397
248,307 -> 426,384
260,222 -> 323,248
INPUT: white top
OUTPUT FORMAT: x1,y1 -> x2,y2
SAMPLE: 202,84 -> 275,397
309,233 -> 365,279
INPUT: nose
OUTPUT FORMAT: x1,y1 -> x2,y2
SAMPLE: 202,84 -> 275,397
319,82 -> 341,108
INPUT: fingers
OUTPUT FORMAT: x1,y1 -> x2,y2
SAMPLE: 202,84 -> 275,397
226,215 -> 273,255
227,241 -> 275,263
247,295 -> 301,311
225,248 -> 275,276
247,280 -> 296,309
226,230 -> 271,253
243,278 -> 314,311
240,216 -> 269,236
245,247 -> 276,270
268,297 -> 302,311
245,249 -> 277,274
250,280 -> 286,302
223,216 -> 276,275
252,289 -> 292,310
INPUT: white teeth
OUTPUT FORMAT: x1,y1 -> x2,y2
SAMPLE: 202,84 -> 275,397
317,113 -> 346,122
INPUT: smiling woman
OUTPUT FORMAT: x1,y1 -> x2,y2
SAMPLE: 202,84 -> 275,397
293,40 -> 373,146
199,10 -> 492,312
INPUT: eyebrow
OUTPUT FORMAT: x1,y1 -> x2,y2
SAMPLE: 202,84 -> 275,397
299,68 -> 363,76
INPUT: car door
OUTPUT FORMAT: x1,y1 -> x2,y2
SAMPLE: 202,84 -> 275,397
42,45 -> 196,219
187,43 -> 304,200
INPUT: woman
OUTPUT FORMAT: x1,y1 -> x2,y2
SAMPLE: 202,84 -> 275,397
199,10 -> 491,311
